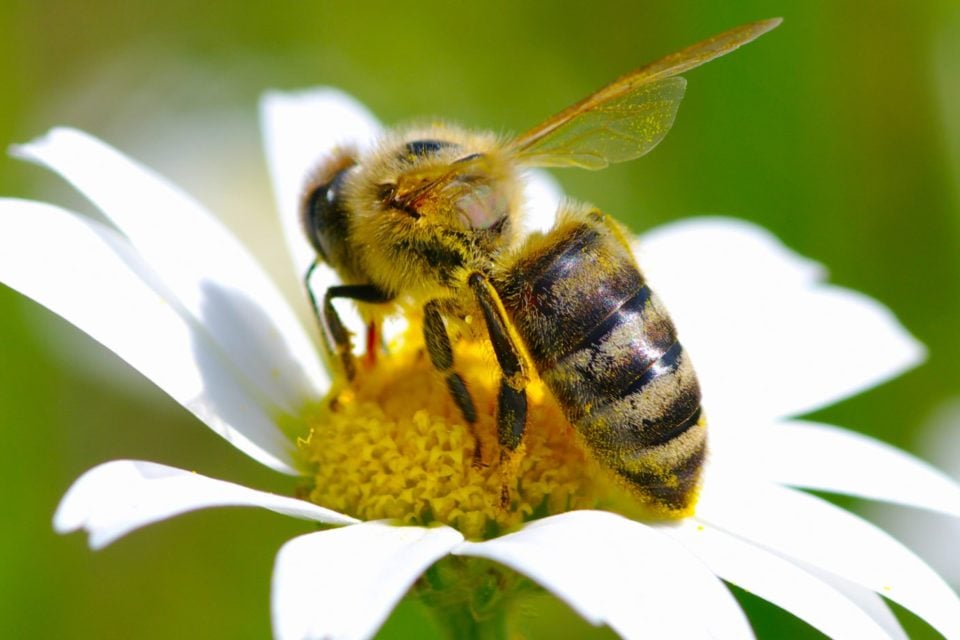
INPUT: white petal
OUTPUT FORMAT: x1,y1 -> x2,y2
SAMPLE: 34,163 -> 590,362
272,522 -> 462,640
664,519 -> 893,639
756,421 -> 960,516
638,217 -> 825,292
521,169 -> 563,235
55,460 -> 356,550
801,566 -> 909,640
13,129 -> 328,415
260,88 -> 382,280
696,475 -> 960,639
456,511 -> 751,639
869,400 -> 960,587
0,199 -> 299,472
636,217 -> 925,421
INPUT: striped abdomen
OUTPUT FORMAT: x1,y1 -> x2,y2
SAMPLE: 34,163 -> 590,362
495,208 -> 705,512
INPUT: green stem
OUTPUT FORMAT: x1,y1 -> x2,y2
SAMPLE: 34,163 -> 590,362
431,602 -> 508,640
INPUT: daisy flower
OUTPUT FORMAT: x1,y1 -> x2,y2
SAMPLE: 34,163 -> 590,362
2,88 -> 960,640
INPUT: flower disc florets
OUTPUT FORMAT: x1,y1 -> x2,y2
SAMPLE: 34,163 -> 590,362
300,328 -> 621,541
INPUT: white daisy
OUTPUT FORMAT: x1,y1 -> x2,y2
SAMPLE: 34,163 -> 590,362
2,88 -> 960,640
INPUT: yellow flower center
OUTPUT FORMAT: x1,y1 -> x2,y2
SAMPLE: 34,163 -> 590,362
299,328 -> 668,540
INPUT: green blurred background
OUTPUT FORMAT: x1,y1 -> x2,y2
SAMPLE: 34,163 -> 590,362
1,1 -> 958,638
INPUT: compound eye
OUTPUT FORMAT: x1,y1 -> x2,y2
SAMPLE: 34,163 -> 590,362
302,187 -> 329,258
301,166 -> 352,261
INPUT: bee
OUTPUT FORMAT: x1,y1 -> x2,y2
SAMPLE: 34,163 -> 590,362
301,19 -> 780,513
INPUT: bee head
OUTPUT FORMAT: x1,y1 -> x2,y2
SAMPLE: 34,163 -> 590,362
305,128 -> 525,296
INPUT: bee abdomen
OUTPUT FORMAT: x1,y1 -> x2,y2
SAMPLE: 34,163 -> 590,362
499,215 -> 705,511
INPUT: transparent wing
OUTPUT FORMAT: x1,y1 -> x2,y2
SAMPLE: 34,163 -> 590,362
510,18 -> 781,170
512,77 -> 685,169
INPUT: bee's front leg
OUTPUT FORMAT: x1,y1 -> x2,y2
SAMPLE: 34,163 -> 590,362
304,261 -> 392,380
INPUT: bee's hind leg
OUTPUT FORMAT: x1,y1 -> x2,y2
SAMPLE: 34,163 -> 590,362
468,273 -> 530,509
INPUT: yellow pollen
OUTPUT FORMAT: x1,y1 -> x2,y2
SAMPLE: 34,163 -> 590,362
299,330 -> 620,540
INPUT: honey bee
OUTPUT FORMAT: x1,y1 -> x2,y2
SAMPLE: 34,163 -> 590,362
301,19 -> 780,513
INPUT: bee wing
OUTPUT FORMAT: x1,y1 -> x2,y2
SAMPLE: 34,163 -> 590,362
510,77 -> 687,170
509,18 -> 782,170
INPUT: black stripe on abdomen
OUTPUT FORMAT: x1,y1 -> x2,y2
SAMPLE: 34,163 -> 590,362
621,340 -> 683,399
497,224 -> 644,365
571,340 -> 701,449
569,283 -> 653,359
541,283 -> 680,420
615,436 -> 707,511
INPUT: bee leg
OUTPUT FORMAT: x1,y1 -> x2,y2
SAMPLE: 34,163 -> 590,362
422,300 -> 482,463
304,261 -> 392,380
468,273 -> 529,508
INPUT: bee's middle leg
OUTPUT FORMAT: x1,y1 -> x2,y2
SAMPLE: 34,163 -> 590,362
468,273 -> 529,508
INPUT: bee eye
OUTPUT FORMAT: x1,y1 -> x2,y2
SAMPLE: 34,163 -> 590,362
302,166 -> 352,261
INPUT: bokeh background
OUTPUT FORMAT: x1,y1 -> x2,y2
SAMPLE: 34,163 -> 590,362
1,1 -> 958,638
